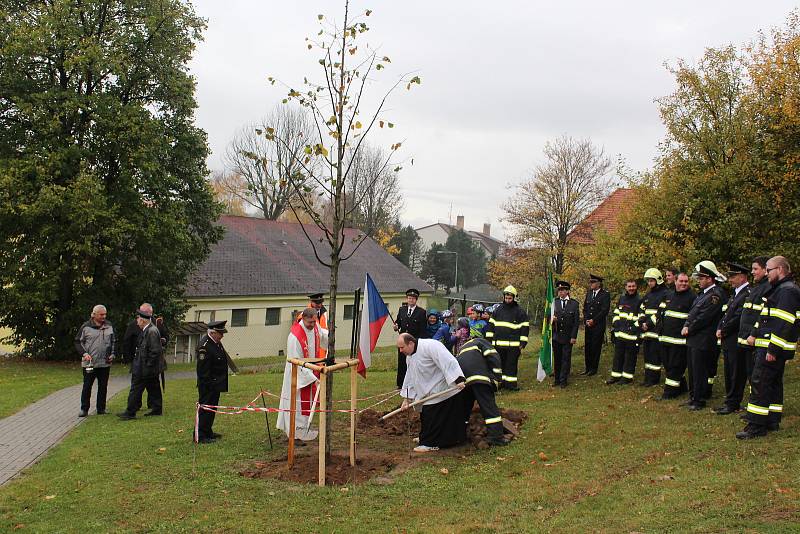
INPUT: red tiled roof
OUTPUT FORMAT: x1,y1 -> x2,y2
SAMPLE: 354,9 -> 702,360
186,215 -> 432,298
567,188 -> 637,245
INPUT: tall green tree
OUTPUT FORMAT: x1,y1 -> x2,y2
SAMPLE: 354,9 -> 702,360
0,0 -> 222,358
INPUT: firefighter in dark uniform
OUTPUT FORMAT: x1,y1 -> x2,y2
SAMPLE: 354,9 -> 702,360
737,256 -> 800,439
485,285 -> 529,390
394,288 -> 427,388
639,268 -> 669,387
456,337 -> 508,446
713,262 -> 751,415
682,261 -> 727,411
551,280 -> 580,388
607,279 -> 642,385
195,320 -> 238,444
582,274 -> 610,376
738,256 -> 771,380
657,272 -> 696,399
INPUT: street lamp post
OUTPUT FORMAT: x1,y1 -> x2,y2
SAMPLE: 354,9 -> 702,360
436,250 -> 459,293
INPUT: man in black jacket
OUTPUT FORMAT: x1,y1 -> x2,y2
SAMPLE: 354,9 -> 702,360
739,257 -> 771,380
607,280 -> 642,385
713,262 -> 751,415
582,274 -> 610,376
456,337 -> 507,446
118,310 -> 164,419
738,256 -> 800,439
682,261 -> 727,410
394,289 -> 427,388
658,273 -> 696,399
485,285 -> 529,390
195,320 -> 237,444
551,281 -> 580,388
639,269 -> 669,386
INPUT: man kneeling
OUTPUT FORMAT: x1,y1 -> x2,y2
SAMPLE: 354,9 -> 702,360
398,333 -> 466,452
456,337 -> 509,446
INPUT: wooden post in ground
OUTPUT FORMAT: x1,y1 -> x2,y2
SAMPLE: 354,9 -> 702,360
350,365 -> 357,467
288,364 -> 298,469
318,372 -> 328,486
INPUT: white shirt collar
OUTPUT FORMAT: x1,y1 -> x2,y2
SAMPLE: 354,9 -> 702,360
735,282 -> 749,296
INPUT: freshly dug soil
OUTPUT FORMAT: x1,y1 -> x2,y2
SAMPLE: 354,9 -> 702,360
240,406 -> 527,486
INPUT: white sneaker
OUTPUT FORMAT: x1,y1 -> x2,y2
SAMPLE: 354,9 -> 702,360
413,445 -> 439,453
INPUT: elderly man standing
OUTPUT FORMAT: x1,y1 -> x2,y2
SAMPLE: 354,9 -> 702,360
74,305 -> 115,417
195,320 -> 238,444
277,307 -> 329,441
118,309 -> 164,420
398,333 -> 466,452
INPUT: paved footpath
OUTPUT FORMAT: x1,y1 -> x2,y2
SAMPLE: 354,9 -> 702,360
0,370 -> 196,487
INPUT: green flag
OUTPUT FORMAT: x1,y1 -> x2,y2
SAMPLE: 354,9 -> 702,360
537,271 -> 554,381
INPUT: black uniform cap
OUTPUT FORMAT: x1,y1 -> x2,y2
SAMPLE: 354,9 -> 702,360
725,262 -> 750,276
405,288 -> 420,297
589,274 -> 604,283
307,292 -> 325,303
207,320 -> 228,333
556,280 -> 571,290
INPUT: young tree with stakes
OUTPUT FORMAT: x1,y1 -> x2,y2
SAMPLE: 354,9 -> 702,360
261,2 -> 420,455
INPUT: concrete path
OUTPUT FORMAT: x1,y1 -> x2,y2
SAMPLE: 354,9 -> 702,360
0,370 -> 196,487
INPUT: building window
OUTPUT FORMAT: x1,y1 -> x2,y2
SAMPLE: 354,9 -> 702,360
265,307 -> 281,326
344,305 -> 354,320
195,310 -> 215,323
231,309 -> 248,327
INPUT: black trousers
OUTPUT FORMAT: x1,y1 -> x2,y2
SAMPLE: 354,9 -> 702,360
722,343 -> 748,409
687,347 -> 714,405
125,374 -> 162,415
661,343 -> 688,397
584,325 -> 604,373
463,383 -> 503,439
497,347 -> 521,389
396,350 -> 407,389
552,339 -> 573,385
197,385 -> 221,440
746,349 -> 786,429
419,392 -> 467,448
80,366 -> 110,412
611,340 -> 638,380
642,339 -> 662,384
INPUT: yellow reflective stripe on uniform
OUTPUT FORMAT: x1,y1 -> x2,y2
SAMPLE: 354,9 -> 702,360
616,312 -> 638,320
659,302 -> 667,308
721,304 -> 728,312
754,338 -> 770,348
664,310 -> 689,319
621,372 -> 634,379
659,335 -> 686,345
664,378 -> 681,387
743,302 -> 753,309
495,340 -> 521,347
769,404 -> 783,413
459,346 -> 481,355
769,333 -> 797,350
752,304 -> 763,311
747,403 -> 769,415
466,375 -> 491,384
490,320 -> 528,329
645,309 -> 658,314
769,308 -> 796,324
614,332 -> 638,341
642,332 -> 659,339
483,348 -> 498,356
707,377 -> 715,384
492,368 -> 502,374
519,336 -> 529,342
645,363 -> 661,371
484,416 -> 502,424
503,375 -> 518,382
610,371 -> 622,377
737,337 -> 750,346
760,308 -> 768,316
485,331 -> 494,338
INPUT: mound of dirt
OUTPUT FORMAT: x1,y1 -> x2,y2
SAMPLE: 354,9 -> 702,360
358,407 -> 421,435
240,450 -> 397,486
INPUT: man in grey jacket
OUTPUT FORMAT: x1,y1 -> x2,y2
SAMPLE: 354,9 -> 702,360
118,309 -> 164,420
75,305 -> 115,417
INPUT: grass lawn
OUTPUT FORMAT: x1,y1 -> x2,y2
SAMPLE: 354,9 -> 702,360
1,342 -> 799,533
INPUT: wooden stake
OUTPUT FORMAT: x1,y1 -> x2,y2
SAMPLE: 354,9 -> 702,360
288,364 -> 297,469
350,364 -> 357,467
318,372 -> 327,486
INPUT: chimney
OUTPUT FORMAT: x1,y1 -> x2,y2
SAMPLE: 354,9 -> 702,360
482,223 -> 491,236
456,215 -> 464,230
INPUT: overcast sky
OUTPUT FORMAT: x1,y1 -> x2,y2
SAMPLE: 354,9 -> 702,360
188,1 -> 798,240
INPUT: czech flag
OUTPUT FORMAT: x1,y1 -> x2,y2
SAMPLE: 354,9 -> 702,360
357,273 -> 389,377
